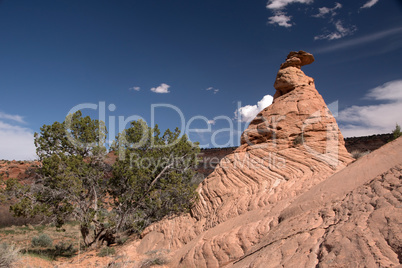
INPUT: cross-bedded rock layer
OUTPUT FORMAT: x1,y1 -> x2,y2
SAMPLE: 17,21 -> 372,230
127,51 -> 360,267
61,51 -> 400,268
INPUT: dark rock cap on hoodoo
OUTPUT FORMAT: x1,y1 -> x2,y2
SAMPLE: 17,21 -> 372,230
279,50 -> 315,69
273,50 -> 315,100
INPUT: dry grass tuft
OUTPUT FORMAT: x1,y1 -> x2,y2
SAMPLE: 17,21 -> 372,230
350,150 -> 371,159
0,243 -> 20,267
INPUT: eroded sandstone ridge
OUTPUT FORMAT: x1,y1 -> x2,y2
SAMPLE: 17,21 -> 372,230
118,51 -> 360,267
60,51 -> 401,268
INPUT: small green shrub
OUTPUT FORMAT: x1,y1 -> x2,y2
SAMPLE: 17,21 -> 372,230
54,242 -> 76,257
22,242 -> 77,261
141,249 -> 169,267
140,257 -> 168,268
116,236 -> 129,245
97,246 -> 115,257
0,243 -> 20,267
391,123 -> 402,141
31,233 -> 53,247
350,150 -> 371,159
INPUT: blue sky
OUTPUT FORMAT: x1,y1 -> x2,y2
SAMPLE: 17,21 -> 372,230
0,0 -> 401,160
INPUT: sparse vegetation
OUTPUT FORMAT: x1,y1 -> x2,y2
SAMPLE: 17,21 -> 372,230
0,229 -> 16,235
106,253 -> 136,267
140,249 -> 169,267
4,112 -> 199,249
116,235 -> 129,245
0,222 -> 80,262
0,175 -> 5,204
97,246 -> 115,257
53,242 -> 76,257
350,150 -> 371,159
391,123 -> 402,141
31,233 -> 53,248
140,255 -> 168,268
0,243 -> 20,267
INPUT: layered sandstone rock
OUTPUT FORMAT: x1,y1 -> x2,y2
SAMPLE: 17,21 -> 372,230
122,51 -> 356,267
273,50 -> 315,99
61,51 -> 401,267
232,137 -> 402,267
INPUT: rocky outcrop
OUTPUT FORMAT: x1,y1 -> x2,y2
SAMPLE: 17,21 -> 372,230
55,51 -> 401,267
123,51 -> 356,267
0,160 -> 43,227
273,51 -> 315,99
196,147 -> 237,179
0,160 -> 40,181
240,50 -> 343,153
196,134 -> 392,177
232,137 -> 402,267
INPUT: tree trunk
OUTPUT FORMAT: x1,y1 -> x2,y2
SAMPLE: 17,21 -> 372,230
80,224 -> 116,248
80,225 -> 92,247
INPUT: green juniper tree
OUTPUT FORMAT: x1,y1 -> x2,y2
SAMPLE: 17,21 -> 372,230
5,113 -> 199,248
109,120 -> 199,234
6,111 -> 109,247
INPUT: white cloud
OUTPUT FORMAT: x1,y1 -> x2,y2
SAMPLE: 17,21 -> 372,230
150,83 -> 170,94
338,80 -> 402,137
365,80 -> 402,101
335,21 -> 354,35
315,32 -> 342,41
315,26 -> 402,53
235,95 -> 274,122
265,0 -> 361,40
266,0 -> 313,28
0,112 -> 25,124
313,2 -> 342,18
266,0 -> 313,10
129,86 -> 140,91
206,87 -> 220,94
268,13 -> 292,27
314,20 -> 356,40
361,0 -> 379,9
0,120 -> 36,160
208,120 -> 216,125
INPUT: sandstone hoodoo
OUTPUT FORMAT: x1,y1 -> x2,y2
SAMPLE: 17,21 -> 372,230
240,50 -> 347,157
273,50 -> 315,99
123,51 -> 358,267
